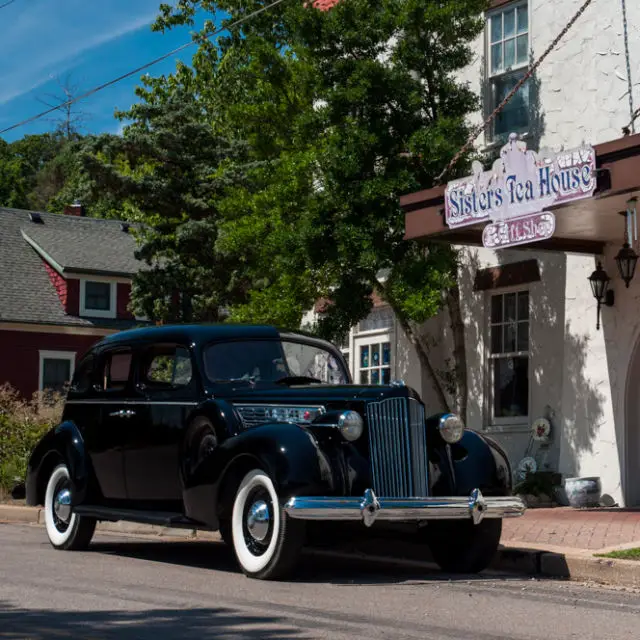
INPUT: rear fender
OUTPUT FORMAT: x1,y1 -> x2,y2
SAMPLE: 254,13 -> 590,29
25,422 -> 92,506
183,422 -> 332,528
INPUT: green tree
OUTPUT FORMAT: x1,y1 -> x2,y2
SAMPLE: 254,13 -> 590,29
147,0 -> 486,416
81,90 -> 257,322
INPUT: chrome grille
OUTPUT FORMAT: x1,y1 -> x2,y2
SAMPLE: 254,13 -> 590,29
366,397 -> 428,497
235,404 -> 324,429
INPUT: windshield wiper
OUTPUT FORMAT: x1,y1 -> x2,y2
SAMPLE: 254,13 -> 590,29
274,375 -> 323,385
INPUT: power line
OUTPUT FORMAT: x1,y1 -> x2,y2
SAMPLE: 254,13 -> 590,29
0,0 -> 19,9
0,0 -> 290,136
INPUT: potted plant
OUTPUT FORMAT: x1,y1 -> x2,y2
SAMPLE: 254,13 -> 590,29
514,471 -> 561,508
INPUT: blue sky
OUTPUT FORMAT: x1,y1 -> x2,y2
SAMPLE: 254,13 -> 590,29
0,0 -> 212,142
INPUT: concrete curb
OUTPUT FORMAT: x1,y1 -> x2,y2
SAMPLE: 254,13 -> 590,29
2,504 -> 639,587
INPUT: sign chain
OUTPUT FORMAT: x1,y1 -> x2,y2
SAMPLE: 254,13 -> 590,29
620,0 -> 635,135
434,0 -> 595,186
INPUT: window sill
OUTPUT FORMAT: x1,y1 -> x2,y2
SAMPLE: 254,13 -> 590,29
79,310 -> 117,320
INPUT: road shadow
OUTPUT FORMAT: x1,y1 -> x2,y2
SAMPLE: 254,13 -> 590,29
86,535 -> 525,586
0,600 -> 308,639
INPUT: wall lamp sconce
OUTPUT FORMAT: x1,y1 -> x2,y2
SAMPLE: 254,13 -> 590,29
615,201 -> 639,288
588,262 -> 614,330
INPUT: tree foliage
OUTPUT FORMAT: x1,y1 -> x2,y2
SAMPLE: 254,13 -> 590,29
0,132 -> 120,216
138,0 -> 487,413
81,91 -> 260,322
2,0 -> 489,416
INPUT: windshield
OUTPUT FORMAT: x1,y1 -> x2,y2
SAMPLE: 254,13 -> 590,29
203,339 -> 349,385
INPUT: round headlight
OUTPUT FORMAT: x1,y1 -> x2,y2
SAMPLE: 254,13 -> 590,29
338,411 -> 364,441
439,413 -> 464,444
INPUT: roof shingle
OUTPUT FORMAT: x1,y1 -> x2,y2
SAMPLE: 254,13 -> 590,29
0,207 -> 145,328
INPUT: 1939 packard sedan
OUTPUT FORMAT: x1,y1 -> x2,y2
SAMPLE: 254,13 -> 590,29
25,324 -> 525,580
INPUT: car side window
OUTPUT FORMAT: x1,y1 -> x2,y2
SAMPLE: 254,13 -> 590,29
70,354 -> 94,394
141,344 -> 193,390
100,350 -> 133,391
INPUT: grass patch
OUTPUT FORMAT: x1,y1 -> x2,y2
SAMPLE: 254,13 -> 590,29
595,548 -> 640,561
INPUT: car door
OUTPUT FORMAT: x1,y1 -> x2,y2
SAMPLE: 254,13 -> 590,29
123,342 -> 198,508
83,346 -> 134,501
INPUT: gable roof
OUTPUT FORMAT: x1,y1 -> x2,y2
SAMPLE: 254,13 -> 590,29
0,207 -> 144,329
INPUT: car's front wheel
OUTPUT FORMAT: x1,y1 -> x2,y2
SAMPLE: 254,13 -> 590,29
230,469 -> 305,580
44,463 -> 96,551
421,518 -> 502,574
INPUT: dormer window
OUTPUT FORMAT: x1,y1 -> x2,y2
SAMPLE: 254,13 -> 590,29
80,279 -> 117,318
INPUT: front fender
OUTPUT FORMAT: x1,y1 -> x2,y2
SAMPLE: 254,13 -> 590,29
429,430 -> 512,498
183,422 -> 333,527
25,421 -> 91,506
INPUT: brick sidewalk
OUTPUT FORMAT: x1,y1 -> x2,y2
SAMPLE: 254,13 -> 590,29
502,507 -> 640,551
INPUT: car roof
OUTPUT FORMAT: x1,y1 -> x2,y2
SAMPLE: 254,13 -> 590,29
95,323 -> 339,353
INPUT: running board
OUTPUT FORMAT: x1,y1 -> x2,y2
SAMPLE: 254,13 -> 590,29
73,505 -> 207,529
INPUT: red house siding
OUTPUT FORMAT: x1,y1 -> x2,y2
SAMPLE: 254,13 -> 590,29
117,283 -> 134,319
0,330 -> 103,398
43,262 -> 67,308
66,279 -> 80,315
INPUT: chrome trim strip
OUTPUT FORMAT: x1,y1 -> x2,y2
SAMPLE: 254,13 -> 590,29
284,488 -> 526,527
65,400 -> 198,406
234,403 -> 326,429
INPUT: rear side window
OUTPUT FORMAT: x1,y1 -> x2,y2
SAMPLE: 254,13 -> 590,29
71,354 -> 94,394
141,344 -> 193,389
100,350 -> 132,391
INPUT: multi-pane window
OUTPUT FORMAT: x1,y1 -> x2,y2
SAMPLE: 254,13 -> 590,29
85,281 -> 111,311
39,350 -> 76,394
490,290 -> 529,421
359,341 -> 391,385
487,2 -> 530,139
80,279 -> 116,318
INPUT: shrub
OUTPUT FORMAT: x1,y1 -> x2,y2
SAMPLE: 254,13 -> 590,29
0,384 -> 64,494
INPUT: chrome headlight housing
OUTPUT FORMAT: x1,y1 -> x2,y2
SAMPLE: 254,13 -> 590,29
337,410 -> 364,442
439,413 -> 464,444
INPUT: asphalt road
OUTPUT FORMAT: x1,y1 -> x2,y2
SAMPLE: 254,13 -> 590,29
0,523 -> 639,640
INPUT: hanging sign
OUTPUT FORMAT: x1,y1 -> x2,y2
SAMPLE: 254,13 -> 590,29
444,133 -> 597,249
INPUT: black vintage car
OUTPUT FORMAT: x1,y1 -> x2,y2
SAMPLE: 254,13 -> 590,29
25,324 -> 525,579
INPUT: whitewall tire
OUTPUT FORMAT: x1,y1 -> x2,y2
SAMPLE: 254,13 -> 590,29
230,469 -> 305,580
44,463 -> 96,551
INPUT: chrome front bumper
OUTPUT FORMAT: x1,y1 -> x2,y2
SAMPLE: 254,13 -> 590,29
284,488 -> 525,527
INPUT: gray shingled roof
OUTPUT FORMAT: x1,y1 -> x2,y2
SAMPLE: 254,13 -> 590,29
0,207 -> 145,328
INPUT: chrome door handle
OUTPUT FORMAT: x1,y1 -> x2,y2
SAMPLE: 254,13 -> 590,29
109,409 -> 136,418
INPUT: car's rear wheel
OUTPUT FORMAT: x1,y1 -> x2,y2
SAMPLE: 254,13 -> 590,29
230,469 -> 305,580
421,518 -> 502,574
44,463 -> 96,551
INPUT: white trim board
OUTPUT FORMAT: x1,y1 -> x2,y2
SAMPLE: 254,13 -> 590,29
38,350 -> 76,392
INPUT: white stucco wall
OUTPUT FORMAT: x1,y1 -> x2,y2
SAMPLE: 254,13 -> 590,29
431,0 -> 639,504
307,0 -> 640,504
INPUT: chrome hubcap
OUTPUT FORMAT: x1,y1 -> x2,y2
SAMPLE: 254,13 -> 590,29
246,500 -> 270,542
53,488 -> 72,523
